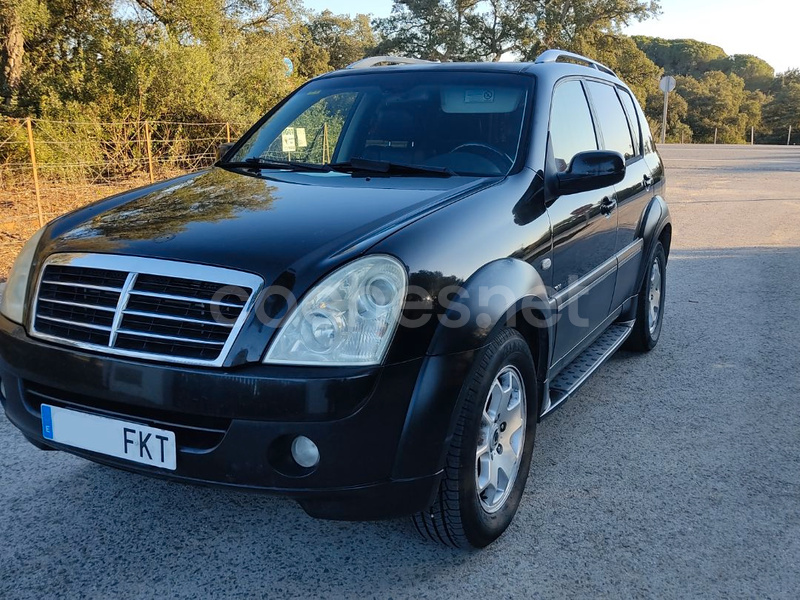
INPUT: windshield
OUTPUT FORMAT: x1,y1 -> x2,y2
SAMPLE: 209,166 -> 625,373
230,71 -> 532,177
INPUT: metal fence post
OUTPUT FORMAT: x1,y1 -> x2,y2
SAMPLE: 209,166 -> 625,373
25,117 -> 44,227
144,121 -> 155,183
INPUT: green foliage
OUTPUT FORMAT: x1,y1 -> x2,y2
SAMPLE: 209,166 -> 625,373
569,33 -> 662,105
0,0 -> 798,151
762,81 -> 800,143
305,11 -> 375,71
633,36 -> 727,77
707,54 -> 775,91
375,0 -> 660,62
675,71 -> 751,143
645,89 -> 689,142
636,36 -> 800,144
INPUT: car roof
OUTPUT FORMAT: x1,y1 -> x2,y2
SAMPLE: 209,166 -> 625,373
316,55 -> 625,89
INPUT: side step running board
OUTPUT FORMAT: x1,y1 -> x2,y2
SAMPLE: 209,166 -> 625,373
541,322 -> 634,417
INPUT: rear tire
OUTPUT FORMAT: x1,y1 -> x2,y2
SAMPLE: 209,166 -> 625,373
625,241 -> 666,352
413,328 -> 537,549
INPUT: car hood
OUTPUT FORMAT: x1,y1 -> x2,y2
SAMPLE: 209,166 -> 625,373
44,167 -> 496,284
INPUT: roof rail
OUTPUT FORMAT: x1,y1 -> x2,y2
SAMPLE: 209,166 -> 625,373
534,49 -> 617,77
346,56 -> 434,69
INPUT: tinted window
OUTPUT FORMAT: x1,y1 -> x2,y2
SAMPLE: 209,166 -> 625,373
586,81 -> 635,161
549,80 -> 597,173
233,71 -> 531,176
617,88 -> 642,156
261,93 -> 359,163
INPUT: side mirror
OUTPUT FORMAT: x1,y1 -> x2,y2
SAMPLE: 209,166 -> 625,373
217,142 -> 235,162
557,151 -> 625,195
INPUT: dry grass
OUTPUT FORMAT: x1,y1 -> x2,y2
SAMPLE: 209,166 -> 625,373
0,170 -> 191,281
0,118 -> 249,280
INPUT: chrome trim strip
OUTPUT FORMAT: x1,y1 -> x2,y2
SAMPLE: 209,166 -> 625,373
108,273 -> 137,347
617,238 -> 643,267
37,298 -> 117,312
552,238 -> 644,308
121,310 -> 235,328
128,289 -> 244,308
40,280 -> 124,293
553,252 -> 617,307
36,315 -> 113,332
114,329 -> 225,345
30,253 -> 264,367
558,268 -> 615,309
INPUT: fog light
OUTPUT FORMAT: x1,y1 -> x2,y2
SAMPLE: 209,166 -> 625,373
291,436 -> 320,468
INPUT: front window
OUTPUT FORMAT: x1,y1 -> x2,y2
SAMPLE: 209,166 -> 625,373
231,71 -> 532,177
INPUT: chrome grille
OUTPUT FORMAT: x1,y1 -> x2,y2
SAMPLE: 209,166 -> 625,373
31,254 -> 263,366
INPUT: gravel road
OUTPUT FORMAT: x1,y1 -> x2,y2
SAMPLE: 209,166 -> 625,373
1,145 -> 799,599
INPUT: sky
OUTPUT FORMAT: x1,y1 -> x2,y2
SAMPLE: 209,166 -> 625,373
302,0 -> 799,73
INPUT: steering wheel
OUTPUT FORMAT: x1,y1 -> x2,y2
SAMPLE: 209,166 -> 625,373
450,143 -> 514,172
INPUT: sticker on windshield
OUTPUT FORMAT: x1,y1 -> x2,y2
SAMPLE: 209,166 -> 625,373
282,128 -> 296,152
464,89 -> 495,104
296,128 -> 308,148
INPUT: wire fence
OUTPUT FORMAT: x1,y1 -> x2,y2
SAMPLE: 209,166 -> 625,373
0,118 -> 250,278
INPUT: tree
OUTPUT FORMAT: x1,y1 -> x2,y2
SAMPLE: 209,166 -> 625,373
633,36 -> 727,77
566,33 -> 662,104
519,0 -> 659,58
374,0 -> 660,63
0,0 -> 24,107
645,86 -> 690,142
707,54 -> 774,91
305,11 -> 375,71
374,0 -> 500,61
676,71 -> 750,143
762,82 -> 800,143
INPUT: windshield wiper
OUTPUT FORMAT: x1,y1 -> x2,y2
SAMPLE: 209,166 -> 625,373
330,158 -> 454,177
217,157 -> 332,173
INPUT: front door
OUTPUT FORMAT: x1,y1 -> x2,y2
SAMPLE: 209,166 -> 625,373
546,79 -> 619,365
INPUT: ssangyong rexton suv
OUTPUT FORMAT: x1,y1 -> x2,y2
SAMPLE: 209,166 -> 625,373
0,51 -> 671,548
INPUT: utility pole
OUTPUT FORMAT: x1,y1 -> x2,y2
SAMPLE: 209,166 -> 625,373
789,125 -> 793,146
659,76 -> 676,144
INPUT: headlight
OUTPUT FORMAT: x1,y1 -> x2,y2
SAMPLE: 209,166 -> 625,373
264,255 -> 407,365
0,228 -> 46,325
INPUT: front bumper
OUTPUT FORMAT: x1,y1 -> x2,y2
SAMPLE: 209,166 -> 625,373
0,314 -> 473,520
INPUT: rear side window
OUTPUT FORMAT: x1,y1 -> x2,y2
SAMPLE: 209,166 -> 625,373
617,89 -> 642,157
549,80 -> 598,173
585,81 -> 635,161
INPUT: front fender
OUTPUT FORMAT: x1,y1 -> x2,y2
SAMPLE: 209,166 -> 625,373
391,259 -> 554,480
427,257 -> 553,357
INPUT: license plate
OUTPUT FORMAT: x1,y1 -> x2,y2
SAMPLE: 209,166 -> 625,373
41,404 -> 177,470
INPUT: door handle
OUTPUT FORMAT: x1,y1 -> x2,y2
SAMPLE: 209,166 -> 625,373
600,196 -> 617,217
643,174 -> 654,190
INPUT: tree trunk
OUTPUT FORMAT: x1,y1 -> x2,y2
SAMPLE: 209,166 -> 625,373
1,4 -> 24,108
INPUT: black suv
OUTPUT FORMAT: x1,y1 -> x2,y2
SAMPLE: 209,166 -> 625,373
0,50 -> 670,548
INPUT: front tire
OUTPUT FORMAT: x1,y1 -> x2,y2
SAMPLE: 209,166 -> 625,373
413,328 -> 537,548
626,241 -> 667,351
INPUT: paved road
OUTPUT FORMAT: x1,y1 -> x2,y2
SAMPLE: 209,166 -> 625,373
1,145 -> 799,599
